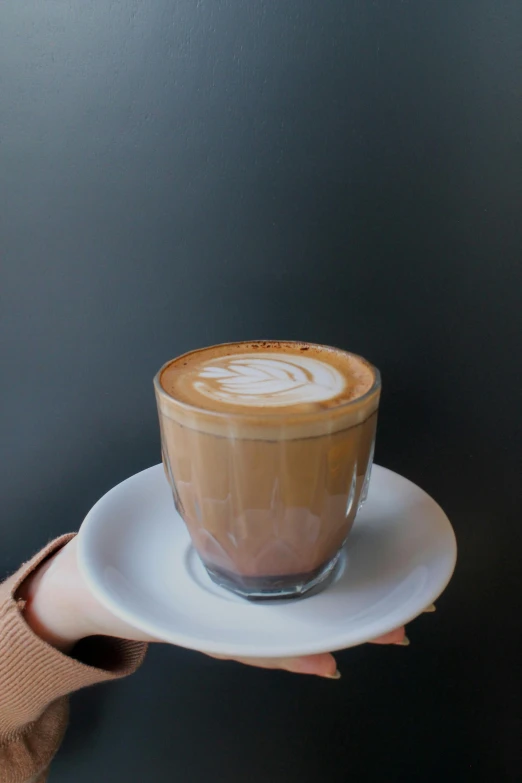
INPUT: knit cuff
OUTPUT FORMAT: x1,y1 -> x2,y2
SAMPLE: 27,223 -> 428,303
0,536 -> 147,741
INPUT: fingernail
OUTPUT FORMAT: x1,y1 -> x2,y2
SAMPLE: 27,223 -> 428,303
423,603 -> 436,613
395,636 -> 411,647
323,669 -> 342,679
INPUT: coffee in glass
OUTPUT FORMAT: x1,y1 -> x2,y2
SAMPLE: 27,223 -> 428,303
154,341 -> 380,599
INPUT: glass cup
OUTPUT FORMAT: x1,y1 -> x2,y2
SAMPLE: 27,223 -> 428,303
154,343 -> 380,600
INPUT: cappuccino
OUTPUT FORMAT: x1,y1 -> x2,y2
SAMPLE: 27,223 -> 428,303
155,341 -> 380,599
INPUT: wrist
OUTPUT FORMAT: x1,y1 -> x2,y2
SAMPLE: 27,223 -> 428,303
17,537 -> 153,650
17,542 -> 94,653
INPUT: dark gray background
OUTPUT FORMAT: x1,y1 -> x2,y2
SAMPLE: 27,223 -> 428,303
1,1 -> 521,781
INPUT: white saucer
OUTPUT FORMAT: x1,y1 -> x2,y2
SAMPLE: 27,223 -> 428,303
77,464 -> 456,658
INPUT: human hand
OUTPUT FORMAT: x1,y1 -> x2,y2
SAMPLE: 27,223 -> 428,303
19,538 -> 413,679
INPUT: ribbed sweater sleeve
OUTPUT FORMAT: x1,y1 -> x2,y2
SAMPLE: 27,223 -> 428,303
0,536 -> 147,783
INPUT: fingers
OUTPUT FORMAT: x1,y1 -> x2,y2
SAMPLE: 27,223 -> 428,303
209,604 -> 437,677
369,626 -> 408,645
269,653 -> 339,678
210,626 -> 407,677
369,602 -> 436,645
209,652 -> 339,678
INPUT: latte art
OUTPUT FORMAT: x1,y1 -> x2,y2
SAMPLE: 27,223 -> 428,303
193,353 -> 346,407
158,341 -> 377,424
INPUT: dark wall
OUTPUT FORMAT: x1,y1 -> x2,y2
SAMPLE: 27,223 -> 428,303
1,2 -> 521,781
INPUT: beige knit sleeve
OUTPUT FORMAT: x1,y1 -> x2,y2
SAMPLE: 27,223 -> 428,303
0,536 -> 147,783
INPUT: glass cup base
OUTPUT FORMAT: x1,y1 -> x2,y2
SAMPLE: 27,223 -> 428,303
204,551 -> 341,601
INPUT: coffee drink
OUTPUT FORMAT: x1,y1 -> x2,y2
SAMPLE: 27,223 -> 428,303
154,341 -> 380,599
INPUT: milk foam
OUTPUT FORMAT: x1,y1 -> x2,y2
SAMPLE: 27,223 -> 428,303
193,353 -> 346,407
